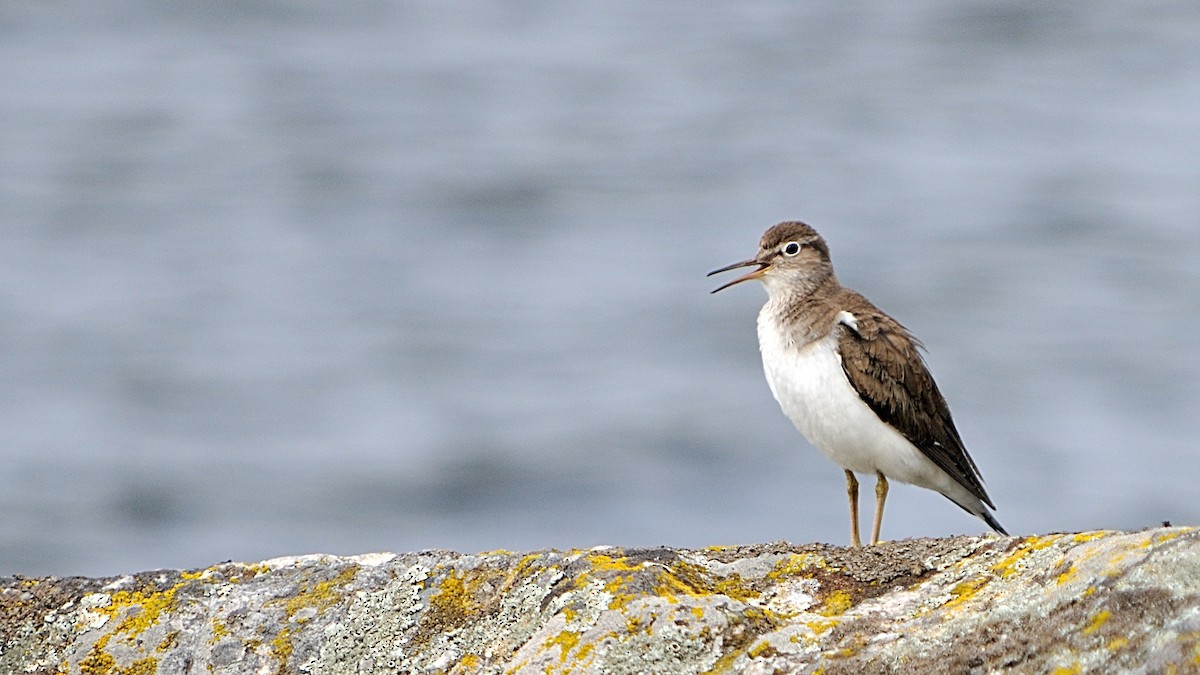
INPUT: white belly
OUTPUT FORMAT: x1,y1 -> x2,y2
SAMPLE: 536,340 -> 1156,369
756,310 -> 966,500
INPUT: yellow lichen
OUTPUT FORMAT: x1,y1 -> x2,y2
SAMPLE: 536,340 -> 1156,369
95,585 -> 182,642
572,553 -> 646,610
419,563 -> 520,644
503,656 -> 531,675
656,560 -> 760,603
271,626 -> 294,672
803,618 -> 839,636
579,552 -> 767,612
79,634 -> 159,675
156,629 -> 178,652
231,563 -> 272,581
543,630 -> 580,663
119,657 -> 158,675
459,653 -> 481,670
78,576 -> 195,674
747,640 -> 775,658
511,552 -> 547,578
1083,609 -> 1112,635
691,606 -> 705,620
606,589 -> 636,611
991,535 -> 1064,579
819,589 -> 853,616
625,616 -> 642,634
746,605 -> 784,624
1107,636 -> 1128,651
279,566 -> 358,620
944,576 -> 989,611
700,606 -> 787,673
1051,664 -> 1081,675
602,576 -> 629,596
586,554 -> 643,574
209,619 -> 230,644
261,566 -> 358,673
493,552 -> 551,604
1149,528 -> 1195,546
195,562 -> 270,584
427,570 -> 484,627
766,553 -> 828,582
702,648 -> 744,674
1055,564 -> 1078,586
78,644 -> 116,675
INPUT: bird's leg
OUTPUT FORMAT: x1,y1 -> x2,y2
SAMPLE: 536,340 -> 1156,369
871,471 -> 889,545
845,470 -> 861,547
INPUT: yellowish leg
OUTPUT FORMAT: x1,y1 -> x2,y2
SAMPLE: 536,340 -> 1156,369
871,472 -> 889,545
845,470 -> 861,547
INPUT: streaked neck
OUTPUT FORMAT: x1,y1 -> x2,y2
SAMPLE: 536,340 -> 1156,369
762,274 -> 843,344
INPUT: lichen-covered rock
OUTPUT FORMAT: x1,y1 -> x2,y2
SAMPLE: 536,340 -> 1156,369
2,528 -> 1197,674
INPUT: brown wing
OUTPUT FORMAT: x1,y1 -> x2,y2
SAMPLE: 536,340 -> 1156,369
834,294 -> 995,509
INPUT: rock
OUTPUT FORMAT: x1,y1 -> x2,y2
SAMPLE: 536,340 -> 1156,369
2,528 -> 1198,674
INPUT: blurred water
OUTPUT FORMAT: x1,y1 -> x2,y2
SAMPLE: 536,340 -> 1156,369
1,1 -> 1198,576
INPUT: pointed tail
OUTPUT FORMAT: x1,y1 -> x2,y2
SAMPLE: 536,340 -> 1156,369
981,509 -> 1009,536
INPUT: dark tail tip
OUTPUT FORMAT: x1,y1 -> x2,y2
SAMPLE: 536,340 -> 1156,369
982,510 -> 1009,536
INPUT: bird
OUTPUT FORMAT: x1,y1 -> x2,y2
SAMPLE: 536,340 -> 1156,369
708,221 -> 1006,546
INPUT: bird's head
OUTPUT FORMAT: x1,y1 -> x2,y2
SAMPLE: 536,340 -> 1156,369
708,221 -> 833,296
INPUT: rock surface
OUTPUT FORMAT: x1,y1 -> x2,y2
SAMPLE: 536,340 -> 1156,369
2,528 -> 1198,674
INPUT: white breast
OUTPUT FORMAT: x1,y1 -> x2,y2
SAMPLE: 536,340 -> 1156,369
756,305 -> 970,503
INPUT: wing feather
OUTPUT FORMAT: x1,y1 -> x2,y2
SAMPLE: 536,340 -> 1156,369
834,295 -> 995,509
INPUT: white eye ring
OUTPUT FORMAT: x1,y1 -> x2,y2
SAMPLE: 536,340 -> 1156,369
781,241 -> 802,257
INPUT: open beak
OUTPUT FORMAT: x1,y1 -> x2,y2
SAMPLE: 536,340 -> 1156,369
707,258 -> 770,294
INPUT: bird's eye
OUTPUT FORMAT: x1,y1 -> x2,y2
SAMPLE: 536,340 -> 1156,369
781,241 -> 802,257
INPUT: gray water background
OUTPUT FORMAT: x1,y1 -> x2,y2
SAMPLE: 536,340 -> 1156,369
2,1 -> 1198,576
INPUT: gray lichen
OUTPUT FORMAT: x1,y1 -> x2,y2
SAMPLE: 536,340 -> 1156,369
1,528 -> 1197,674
